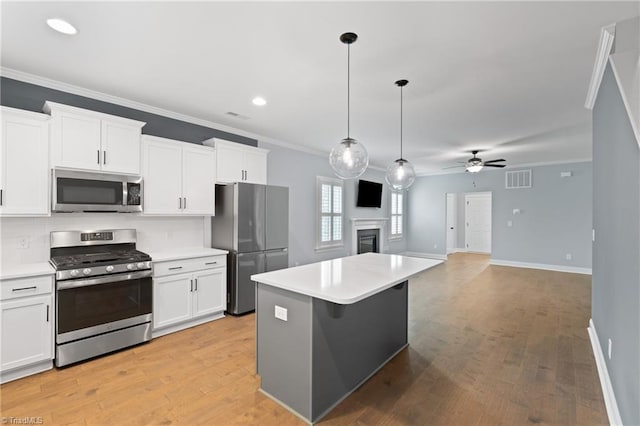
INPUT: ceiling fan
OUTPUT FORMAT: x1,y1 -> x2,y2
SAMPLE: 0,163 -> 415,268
443,150 -> 506,173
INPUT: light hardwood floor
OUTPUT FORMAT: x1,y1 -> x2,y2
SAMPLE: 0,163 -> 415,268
0,253 -> 607,425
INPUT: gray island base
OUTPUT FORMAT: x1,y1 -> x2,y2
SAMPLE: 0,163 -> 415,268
252,253 -> 442,423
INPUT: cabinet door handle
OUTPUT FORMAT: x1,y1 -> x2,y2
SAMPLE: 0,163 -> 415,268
46,305 -> 50,322
179,197 -> 182,209
184,197 -> 187,209
205,261 -> 217,265
168,266 -> 183,270
12,286 -> 37,292
97,150 -> 101,164
245,170 -> 248,181
194,278 -> 198,291
103,150 -> 107,165
0,188 -> 3,206
190,279 -> 194,292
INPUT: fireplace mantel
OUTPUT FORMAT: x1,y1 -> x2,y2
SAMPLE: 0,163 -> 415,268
350,218 -> 388,255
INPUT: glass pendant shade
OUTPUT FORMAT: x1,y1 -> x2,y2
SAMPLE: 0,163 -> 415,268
330,137 -> 368,179
385,158 -> 416,190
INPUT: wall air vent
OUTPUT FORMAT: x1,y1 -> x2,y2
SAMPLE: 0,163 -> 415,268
225,111 -> 250,120
505,169 -> 532,189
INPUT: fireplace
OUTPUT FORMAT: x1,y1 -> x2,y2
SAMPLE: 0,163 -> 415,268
357,229 -> 380,254
350,218 -> 388,255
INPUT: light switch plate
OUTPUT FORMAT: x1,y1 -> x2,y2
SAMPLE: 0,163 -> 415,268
275,305 -> 288,321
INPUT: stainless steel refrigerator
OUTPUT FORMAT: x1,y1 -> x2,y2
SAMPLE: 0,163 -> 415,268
211,183 -> 289,315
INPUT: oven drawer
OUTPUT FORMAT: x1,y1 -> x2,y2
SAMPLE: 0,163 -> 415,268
153,255 -> 227,277
1,276 -> 53,301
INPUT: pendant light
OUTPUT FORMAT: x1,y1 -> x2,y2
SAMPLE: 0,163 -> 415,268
385,79 -> 416,190
329,32 -> 369,179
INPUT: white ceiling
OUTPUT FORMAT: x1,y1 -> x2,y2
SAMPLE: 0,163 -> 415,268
1,2 -> 638,174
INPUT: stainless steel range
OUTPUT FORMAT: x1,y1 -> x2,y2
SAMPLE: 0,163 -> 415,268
50,229 -> 152,367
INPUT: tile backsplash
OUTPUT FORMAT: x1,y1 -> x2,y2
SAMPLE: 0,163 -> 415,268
0,215 -> 207,266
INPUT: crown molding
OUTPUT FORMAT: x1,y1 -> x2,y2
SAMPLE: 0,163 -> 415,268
0,67 -> 322,153
585,24 -> 616,110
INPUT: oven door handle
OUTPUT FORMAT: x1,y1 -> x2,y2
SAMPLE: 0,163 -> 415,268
57,270 -> 152,290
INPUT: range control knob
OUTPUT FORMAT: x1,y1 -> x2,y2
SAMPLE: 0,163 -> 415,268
127,263 -> 136,271
137,262 -> 146,269
105,265 -> 114,272
70,269 -> 80,277
83,268 -> 92,275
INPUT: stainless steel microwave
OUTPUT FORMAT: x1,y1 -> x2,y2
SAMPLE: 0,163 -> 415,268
52,169 -> 143,213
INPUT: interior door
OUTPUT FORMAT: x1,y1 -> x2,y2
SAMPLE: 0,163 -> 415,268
266,186 -> 289,250
446,193 -> 457,254
465,192 -> 492,253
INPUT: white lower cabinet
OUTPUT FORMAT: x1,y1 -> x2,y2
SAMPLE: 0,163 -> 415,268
0,275 -> 54,384
153,255 -> 226,337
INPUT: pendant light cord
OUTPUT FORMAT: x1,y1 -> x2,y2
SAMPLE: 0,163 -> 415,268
347,43 -> 350,139
400,84 -> 403,159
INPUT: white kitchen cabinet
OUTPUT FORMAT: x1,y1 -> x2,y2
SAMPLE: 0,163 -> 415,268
191,268 -> 226,317
206,138 -> 268,184
153,273 -> 193,329
152,255 -> 226,337
0,275 -> 54,384
44,101 -> 145,174
141,135 -> 216,215
0,107 -> 50,216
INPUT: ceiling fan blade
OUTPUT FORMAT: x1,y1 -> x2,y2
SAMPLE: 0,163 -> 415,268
484,159 -> 506,164
442,165 -> 465,169
484,164 -> 506,168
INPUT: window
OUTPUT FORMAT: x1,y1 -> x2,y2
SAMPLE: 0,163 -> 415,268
390,192 -> 403,238
316,176 -> 343,249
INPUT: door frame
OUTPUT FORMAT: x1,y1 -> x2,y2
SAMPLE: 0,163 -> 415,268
445,193 -> 458,254
464,191 -> 492,254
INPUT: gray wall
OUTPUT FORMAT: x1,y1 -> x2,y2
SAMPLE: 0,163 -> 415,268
261,142 -> 407,267
407,162 -> 593,268
0,77 -> 257,146
592,63 -> 639,425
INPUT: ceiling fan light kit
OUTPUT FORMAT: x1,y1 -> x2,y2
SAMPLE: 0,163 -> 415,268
385,79 -> 416,190
463,150 -> 506,173
329,32 -> 369,179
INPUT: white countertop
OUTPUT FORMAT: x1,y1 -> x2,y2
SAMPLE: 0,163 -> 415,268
251,253 -> 442,304
0,262 -> 55,281
148,247 -> 229,262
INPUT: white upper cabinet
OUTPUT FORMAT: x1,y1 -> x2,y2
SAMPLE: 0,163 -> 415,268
44,102 -> 145,174
0,107 -> 50,216
141,135 -> 216,215
206,138 -> 268,184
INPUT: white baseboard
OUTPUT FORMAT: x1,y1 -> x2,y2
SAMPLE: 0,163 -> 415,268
490,259 -> 592,275
401,251 -> 448,261
588,319 -> 623,426
448,247 -> 468,254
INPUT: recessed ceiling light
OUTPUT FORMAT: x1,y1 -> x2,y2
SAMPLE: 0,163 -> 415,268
252,97 -> 267,106
46,18 -> 77,35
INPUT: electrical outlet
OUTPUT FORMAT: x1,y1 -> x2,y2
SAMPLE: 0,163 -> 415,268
608,338 -> 612,360
565,253 -> 572,261
275,305 -> 288,322
433,244 -> 438,249
18,237 -> 29,249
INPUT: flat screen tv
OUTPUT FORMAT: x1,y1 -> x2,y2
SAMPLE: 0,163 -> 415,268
356,180 -> 383,208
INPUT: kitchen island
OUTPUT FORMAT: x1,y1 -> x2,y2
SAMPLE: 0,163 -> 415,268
251,253 -> 442,423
